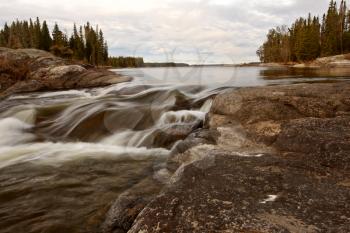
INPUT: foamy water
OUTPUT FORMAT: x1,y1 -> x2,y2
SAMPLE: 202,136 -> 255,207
1,66 -> 349,232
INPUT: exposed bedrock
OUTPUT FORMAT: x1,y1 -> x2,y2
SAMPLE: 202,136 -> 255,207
126,82 -> 350,233
0,47 -> 130,98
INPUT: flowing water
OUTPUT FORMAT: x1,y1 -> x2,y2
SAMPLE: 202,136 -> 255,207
0,66 -> 349,233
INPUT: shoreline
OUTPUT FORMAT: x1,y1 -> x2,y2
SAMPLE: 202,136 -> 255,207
0,48 -> 132,99
121,81 -> 350,233
257,53 -> 350,69
1,47 -> 350,232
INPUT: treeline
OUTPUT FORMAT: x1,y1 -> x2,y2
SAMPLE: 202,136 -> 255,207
257,0 -> 350,63
143,62 -> 190,67
0,18 -> 108,65
108,56 -> 144,68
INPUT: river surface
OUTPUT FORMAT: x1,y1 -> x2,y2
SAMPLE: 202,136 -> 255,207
0,66 -> 349,233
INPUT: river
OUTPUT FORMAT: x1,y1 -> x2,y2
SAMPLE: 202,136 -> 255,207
0,66 -> 349,233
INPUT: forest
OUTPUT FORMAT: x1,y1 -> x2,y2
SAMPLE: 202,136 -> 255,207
108,56 -> 144,68
257,0 -> 350,63
0,18 -> 143,67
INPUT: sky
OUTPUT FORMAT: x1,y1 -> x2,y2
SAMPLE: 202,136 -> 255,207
0,0 -> 331,64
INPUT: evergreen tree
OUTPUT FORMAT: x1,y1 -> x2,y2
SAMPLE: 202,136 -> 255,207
322,0 -> 340,56
8,21 -> 22,49
29,19 -> 35,47
21,21 -> 31,48
52,23 -> 64,46
339,0 -> 347,52
41,21 -> 52,51
258,0 -> 349,62
97,29 -> 105,65
0,17 -> 135,66
33,17 -> 42,49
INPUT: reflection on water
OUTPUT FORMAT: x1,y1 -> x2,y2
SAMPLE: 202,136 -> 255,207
114,66 -> 350,87
260,67 -> 350,80
0,66 -> 349,233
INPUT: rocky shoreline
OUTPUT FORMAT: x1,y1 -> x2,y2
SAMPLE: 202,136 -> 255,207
105,82 -> 350,233
260,53 -> 350,69
1,48 -> 349,232
0,48 -> 131,98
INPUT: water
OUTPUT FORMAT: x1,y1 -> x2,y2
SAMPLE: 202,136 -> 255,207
0,66 -> 349,233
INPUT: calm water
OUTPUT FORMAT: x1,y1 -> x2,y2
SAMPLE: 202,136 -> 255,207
114,66 -> 350,86
0,66 -> 349,233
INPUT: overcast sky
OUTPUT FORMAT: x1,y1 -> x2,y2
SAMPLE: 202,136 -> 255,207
0,0 -> 331,64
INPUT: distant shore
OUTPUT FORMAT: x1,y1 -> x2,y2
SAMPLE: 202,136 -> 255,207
120,54 -> 350,68
257,53 -> 350,69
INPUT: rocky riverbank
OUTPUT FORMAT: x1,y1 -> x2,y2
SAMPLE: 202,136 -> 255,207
259,53 -> 350,69
106,81 -> 350,233
0,48 -> 131,98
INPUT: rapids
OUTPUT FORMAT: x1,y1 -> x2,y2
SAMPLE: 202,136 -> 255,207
1,66 -> 350,233
0,71 -> 224,233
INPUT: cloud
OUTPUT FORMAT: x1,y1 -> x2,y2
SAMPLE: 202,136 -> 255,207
0,0 -> 331,63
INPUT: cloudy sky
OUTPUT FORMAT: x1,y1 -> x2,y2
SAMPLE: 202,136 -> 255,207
0,0 -> 331,64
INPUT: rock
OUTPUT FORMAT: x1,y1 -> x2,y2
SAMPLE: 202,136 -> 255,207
0,47 -> 131,98
101,195 -> 150,233
129,152 -> 350,233
293,53 -> 350,69
101,177 -> 163,233
128,81 -> 350,232
210,82 -> 350,171
170,129 -> 220,155
274,116 -> 350,170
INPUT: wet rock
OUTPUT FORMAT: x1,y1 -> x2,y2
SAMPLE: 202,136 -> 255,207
0,47 -> 131,98
128,82 -> 350,232
152,122 -> 203,149
101,195 -> 150,233
129,152 -> 350,233
101,177 -> 162,233
170,129 -> 220,154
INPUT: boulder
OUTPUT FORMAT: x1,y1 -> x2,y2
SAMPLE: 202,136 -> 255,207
0,47 -> 131,98
128,81 -> 350,232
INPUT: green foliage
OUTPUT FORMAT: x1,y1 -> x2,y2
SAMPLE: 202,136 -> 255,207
258,0 -> 350,62
40,21 -> 52,51
108,56 -> 144,68
0,18 -> 110,66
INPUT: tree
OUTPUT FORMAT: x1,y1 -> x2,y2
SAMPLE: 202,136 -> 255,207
322,0 -> 340,56
52,23 -> 64,46
33,17 -> 42,49
41,21 -> 52,51
0,17 -> 120,66
258,0 -> 349,62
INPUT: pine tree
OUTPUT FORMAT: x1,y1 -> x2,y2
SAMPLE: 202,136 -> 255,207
41,21 -> 52,51
258,0 -> 350,62
29,19 -> 35,47
103,41 -> 109,64
0,17 -> 115,66
33,17 -> 42,49
52,23 -> 64,46
322,0 -> 340,56
77,26 -> 85,60
8,21 -> 22,49
339,0 -> 347,53
21,21 -> 31,48
97,29 -> 105,65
